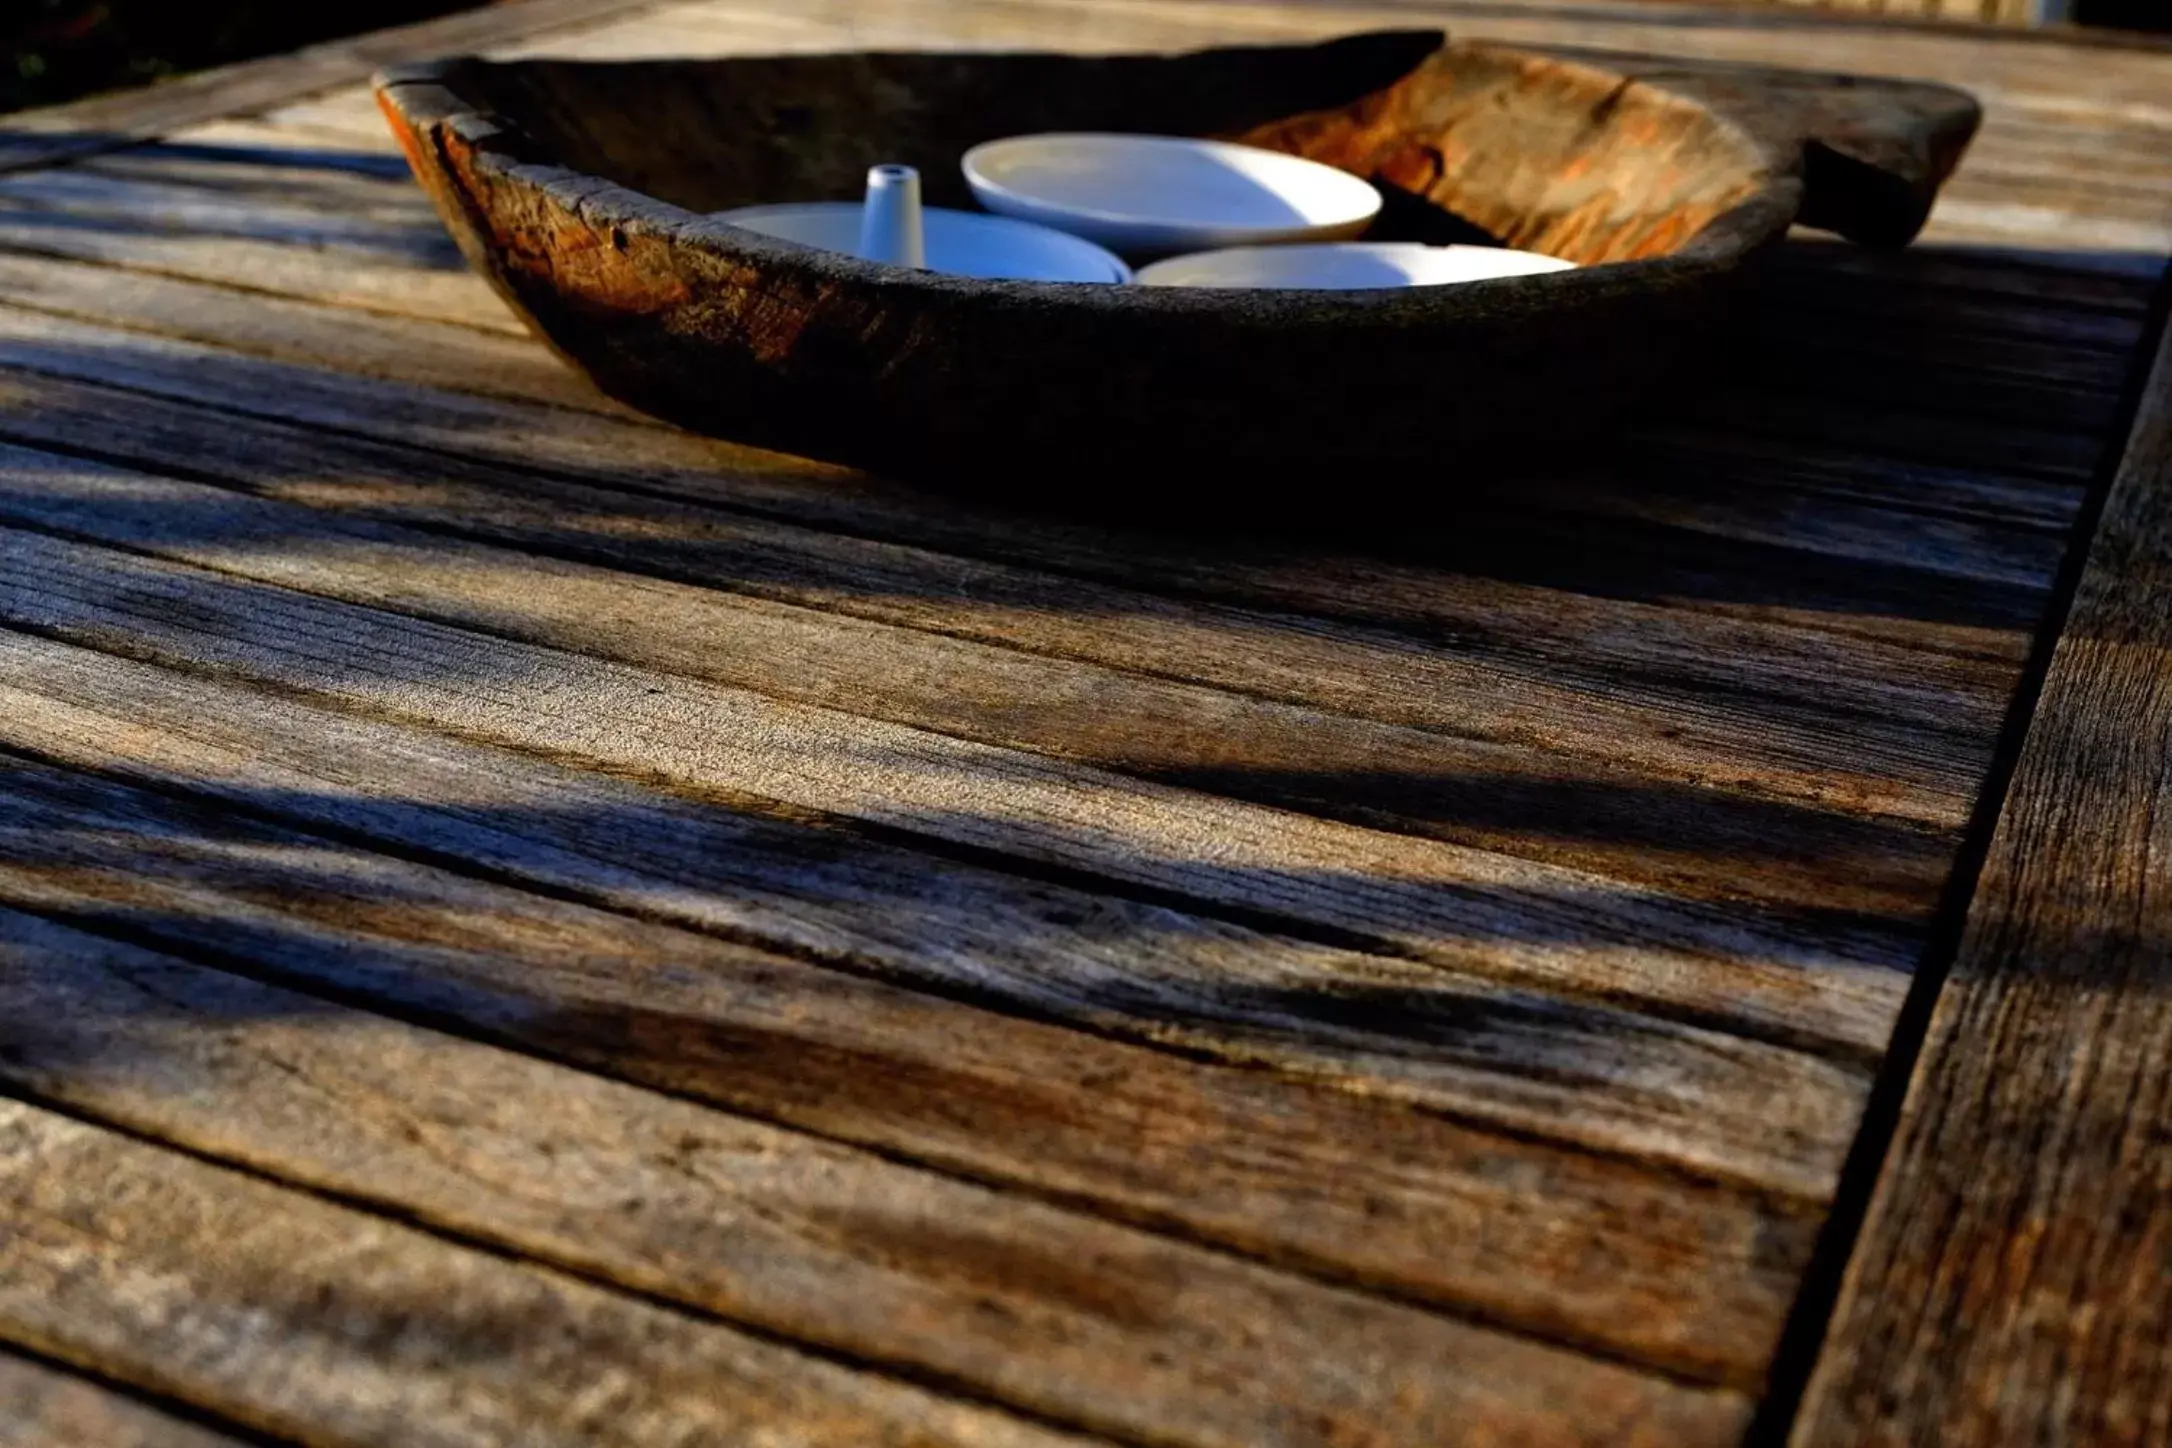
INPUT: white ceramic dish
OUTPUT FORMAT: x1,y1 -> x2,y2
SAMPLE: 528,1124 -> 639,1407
962,133 -> 1382,254
1137,241 -> 1576,290
718,201 -> 1133,283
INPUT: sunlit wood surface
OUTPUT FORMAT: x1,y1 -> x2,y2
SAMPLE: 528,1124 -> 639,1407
0,1 -> 2163,1444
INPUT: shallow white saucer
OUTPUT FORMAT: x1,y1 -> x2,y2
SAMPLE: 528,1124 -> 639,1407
962,133 -> 1381,254
1137,241 -> 1576,290
717,201 -> 1133,283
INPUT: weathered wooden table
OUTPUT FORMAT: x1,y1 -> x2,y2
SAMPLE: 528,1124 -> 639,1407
0,2 -> 2165,1445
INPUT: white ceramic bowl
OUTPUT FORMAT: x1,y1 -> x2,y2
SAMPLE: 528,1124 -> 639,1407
1137,241 -> 1576,290
717,201 -> 1133,282
962,133 -> 1382,254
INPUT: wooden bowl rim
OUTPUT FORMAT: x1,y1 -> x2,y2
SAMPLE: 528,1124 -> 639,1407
376,35 -> 1807,326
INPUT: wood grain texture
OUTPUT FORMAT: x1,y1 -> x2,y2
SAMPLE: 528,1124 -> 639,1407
0,220 -> 2059,621
0,638 -> 1819,1387
0,0 -> 2157,1437
0,1350 -> 244,1448
0,507 -> 1878,1196
0,1100 -> 1088,1448
0,248 -> 609,413
0,256 -> 2055,680
0,900 -> 1757,1445
0,258 -> 2070,692
1727,0 -> 2039,22
0,477 -> 1914,1096
0,157 -> 524,335
0,357 -> 1981,935
1789,278 -> 2172,1446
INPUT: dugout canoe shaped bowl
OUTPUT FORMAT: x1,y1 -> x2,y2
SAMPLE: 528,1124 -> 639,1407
376,31 -> 1978,483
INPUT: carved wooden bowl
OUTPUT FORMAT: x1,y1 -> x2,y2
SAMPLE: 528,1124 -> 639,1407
377,31 -> 1977,482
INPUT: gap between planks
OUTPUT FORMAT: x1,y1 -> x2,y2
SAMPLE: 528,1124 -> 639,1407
0,438 -> 1928,1055
0,1344 -> 255,1448
0,248 -> 2067,710
0,670 -> 1823,1389
0,1088 -> 1115,1448
0,0 -> 2154,1432
1780,234 -> 2172,1448
0,899 -> 1757,1444
0,264 -> 2053,811
0,356 -> 1998,933
0,527 -> 1886,1196
0,232 -> 2099,612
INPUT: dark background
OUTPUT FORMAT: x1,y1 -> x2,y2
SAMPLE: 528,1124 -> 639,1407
3,0 -> 2166,115
2081,0 -> 2171,29
2,0 -> 482,113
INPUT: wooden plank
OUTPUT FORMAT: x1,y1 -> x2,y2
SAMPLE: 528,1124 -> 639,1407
0,163 -> 519,336
1734,326 -> 2132,431
0,1 -> 2147,1437
0,209 -> 514,337
0,245 -> 2090,655
1764,241 -> 2160,315
0,532 -> 1874,1198
0,461 -> 1918,1075
0,1100 -> 1086,1448
1665,387 -> 2105,482
0,637 -> 1821,1385
172,113 -> 409,161
0,278 -> 2033,793
1508,457 -> 2066,590
158,115 -> 408,165
1925,195 -> 2172,258
0,901 -> 1754,1445
571,0 -> 1335,55
1757,252 -> 2150,350
0,250 -> 607,412
488,3 -> 998,61
1624,432 -> 2082,534
0,277 -> 2057,682
254,88 -> 461,147
0,228 -> 2085,621
0,1349 -> 244,1448
1787,271 -> 2172,1446
0,361 -> 1976,931
0,161 -> 439,233
0,0 -> 667,174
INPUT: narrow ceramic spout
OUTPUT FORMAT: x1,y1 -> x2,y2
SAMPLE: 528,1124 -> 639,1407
858,164 -> 926,269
